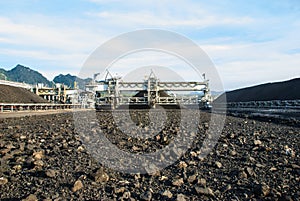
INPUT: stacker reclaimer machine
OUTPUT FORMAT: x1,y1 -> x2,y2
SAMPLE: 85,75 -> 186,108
90,71 -> 212,110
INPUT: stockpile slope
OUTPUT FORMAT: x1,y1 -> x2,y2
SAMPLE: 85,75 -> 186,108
215,78 -> 300,102
0,84 -> 48,103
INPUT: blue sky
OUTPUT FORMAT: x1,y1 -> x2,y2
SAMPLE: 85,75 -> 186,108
0,0 -> 299,90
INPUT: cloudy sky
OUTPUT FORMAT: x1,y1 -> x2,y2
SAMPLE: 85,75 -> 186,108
0,0 -> 299,90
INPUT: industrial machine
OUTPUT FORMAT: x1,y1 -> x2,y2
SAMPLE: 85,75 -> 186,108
91,71 -> 212,109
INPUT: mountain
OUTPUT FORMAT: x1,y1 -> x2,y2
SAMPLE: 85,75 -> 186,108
0,72 -> 7,80
215,78 -> 300,103
0,64 -> 52,86
0,64 -> 92,89
0,68 -> 8,80
53,74 -> 92,89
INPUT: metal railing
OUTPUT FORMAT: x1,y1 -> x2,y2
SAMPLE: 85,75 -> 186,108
119,97 -> 148,104
213,100 -> 300,110
0,103 -> 82,112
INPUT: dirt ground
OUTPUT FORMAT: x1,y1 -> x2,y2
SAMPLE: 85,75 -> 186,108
0,110 -> 299,200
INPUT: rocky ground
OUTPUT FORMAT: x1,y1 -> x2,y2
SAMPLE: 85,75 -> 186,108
0,110 -> 299,200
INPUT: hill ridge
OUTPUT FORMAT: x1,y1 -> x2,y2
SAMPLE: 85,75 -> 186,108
0,64 -> 92,89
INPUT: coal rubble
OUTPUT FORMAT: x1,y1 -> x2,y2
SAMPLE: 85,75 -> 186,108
0,110 -> 299,200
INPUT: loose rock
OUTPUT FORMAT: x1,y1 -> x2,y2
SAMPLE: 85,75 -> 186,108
22,194 -> 38,201
195,187 -> 215,197
230,150 -> 237,156
115,187 -> 125,194
178,161 -> 188,169
162,190 -> 173,198
246,167 -> 255,177
0,177 -> 8,185
172,178 -> 184,186
187,174 -> 197,183
33,151 -> 44,160
198,178 -> 206,187
176,194 -> 187,201
254,140 -> 262,146
72,180 -> 83,192
45,169 -> 57,178
215,161 -> 222,168
94,168 -> 109,183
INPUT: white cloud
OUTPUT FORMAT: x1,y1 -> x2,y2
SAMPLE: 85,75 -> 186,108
201,38 -> 300,90
0,16 -> 105,52
88,10 -> 254,28
0,0 -> 299,90
0,15 -> 110,80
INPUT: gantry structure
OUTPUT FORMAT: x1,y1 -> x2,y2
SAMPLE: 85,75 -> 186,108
93,71 -> 212,109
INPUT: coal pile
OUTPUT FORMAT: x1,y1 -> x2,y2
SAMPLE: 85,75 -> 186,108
0,84 -> 47,103
134,90 -> 170,97
216,77 -> 300,102
0,111 -> 299,200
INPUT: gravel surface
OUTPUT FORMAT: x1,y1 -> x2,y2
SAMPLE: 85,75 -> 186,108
0,109 -> 91,119
0,110 -> 299,200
